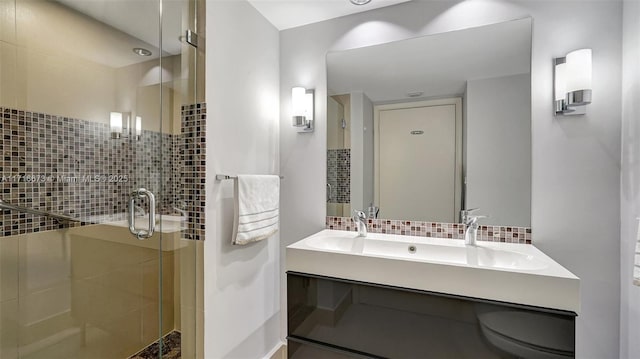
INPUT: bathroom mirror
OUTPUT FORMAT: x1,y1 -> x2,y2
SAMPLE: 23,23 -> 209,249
326,18 -> 532,227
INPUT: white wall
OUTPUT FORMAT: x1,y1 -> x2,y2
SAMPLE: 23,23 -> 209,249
205,1 -> 281,358
327,96 -> 344,150
280,1 -> 622,357
350,91 -> 374,211
466,74 -> 531,227
620,1 -> 640,357
362,93 -> 374,211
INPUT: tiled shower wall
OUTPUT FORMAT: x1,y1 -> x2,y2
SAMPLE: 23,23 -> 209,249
0,105 -> 206,239
327,148 -> 350,203
179,103 -> 206,241
326,216 -> 532,244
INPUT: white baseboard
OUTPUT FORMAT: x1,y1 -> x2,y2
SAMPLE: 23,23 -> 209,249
264,341 -> 286,359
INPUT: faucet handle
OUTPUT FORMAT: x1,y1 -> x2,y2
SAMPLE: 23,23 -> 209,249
464,214 -> 487,226
468,214 -> 487,220
461,208 -> 481,222
352,209 -> 366,222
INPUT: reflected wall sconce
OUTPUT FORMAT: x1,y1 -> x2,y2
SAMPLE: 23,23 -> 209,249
110,112 -> 123,139
110,111 -> 142,140
134,116 -> 142,141
292,87 -> 314,133
554,48 -> 592,115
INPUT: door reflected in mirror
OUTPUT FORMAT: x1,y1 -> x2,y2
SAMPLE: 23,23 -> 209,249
326,18 -> 532,227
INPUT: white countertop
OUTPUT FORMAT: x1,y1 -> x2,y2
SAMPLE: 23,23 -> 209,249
286,229 -> 580,313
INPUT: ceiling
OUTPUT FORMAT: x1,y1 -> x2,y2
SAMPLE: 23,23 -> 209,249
56,0 -> 183,58
247,0 -> 412,30
52,0 -> 412,65
327,18 -> 532,103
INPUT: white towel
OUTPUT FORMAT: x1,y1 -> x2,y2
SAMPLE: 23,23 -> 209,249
634,217 -> 640,286
232,175 -> 280,245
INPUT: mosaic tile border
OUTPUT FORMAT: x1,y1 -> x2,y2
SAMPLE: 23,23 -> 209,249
326,216 -> 532,244
327,148 -> 350,204
0,105 -> 206,241
180,103 -> 206,241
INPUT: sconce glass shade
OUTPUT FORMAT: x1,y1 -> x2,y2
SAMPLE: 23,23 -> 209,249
565,48 -> 592,106
110,112 -> 123,139
566,49 -> 592,93
291,86 -> 314,133
554,61 -> 567,102
292,87 -> 307,126
135,116 -> 142,139
554,48 -> 592,115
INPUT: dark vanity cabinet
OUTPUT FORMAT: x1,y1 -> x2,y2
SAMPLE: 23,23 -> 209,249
287,272 -> 576,359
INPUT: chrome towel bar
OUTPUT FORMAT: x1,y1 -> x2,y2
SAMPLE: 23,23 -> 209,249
216,174 -> 284,181
0,199 -> 80,222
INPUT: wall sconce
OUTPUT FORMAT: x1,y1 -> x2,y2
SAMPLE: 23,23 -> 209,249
110,112 -> 123,139
554,48 -> 592,115
135,116 -> 142,141
292,87 -> 314,133
110,111 -> 142,140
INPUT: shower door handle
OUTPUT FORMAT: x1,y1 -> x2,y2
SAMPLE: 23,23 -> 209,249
128,188 -> 156,240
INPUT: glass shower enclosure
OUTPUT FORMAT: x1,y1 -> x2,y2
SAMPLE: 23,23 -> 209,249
0,0 -> 203,357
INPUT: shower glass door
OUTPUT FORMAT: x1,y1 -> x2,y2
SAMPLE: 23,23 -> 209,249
0,0 -> 201,357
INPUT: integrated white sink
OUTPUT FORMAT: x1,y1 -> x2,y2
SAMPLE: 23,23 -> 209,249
287,230 -> 580,313
305,231 -> 547,271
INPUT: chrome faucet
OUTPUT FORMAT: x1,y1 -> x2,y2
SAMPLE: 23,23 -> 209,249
172,200 -> 188,217
462,208 -> 486,246
134,204 -> 146,217
352,209 -> 367,237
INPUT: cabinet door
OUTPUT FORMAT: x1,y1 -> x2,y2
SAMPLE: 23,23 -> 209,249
287,273 -> 575,359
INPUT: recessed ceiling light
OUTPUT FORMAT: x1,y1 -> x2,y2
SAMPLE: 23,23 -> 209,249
407,91 -> 424,98
350,0 -> 372,5
133,48 -> 152,57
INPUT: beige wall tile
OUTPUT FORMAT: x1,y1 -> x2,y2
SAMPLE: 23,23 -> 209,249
70,234 -> 149,280
19,283 -> 72,328
18,231 -> 70,296
6,1 -> 181,129
70,276 -> 141,336
0,41 -> 20,109
0,299 -> 18,359
0,236 -> 18,302
100,262 -> 144,299
177,239 -> 204,358
0,0 -> 15,44
179,240 -> 204,312
162,252 -> 175,303
21,45 -> 116,122
101,309 -> 145,358
18,310 -> 75,347
1,205 -> 189,358
141,300 -> 174,346
180,305 -> 204,359
179,304 -> 195,358
174,247 -> 181,331
15,0 -> 158,69
115,56 -> 179,134
196,307 -> 204,358
142,252 -> 175,302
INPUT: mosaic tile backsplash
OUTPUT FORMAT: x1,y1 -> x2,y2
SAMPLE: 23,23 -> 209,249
180,103 -> 206,241
0,105 -> 206,239
326,216 -> 532,244
327,149 -> 350,203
